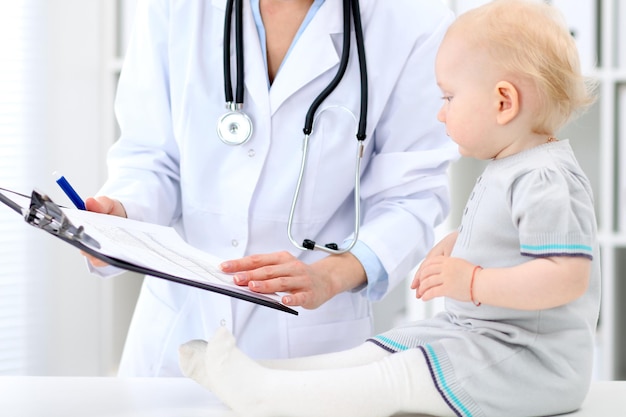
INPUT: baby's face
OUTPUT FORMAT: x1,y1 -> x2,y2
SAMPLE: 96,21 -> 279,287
434,31 -> 513,160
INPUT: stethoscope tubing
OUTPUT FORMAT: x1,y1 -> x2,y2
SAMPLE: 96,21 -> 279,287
288,0 -> 369,255
351,0 -> 368,141
223,0 -> 245,108
222,0 -> 369,255
287,132 -> 364,255
303,0 -> 352,135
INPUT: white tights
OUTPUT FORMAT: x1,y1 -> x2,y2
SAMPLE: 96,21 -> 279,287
179,327 -> 453,417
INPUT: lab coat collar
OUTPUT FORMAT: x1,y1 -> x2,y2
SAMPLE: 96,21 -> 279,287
212,0 -> 349,117
268,0 -> 344,115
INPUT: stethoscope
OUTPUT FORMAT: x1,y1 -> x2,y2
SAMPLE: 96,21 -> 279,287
218,0 -> 368,255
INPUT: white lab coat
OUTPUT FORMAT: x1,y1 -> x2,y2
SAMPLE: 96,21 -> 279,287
100,0 -> 458,376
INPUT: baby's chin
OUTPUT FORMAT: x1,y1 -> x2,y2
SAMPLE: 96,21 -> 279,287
456,146 -> 477,159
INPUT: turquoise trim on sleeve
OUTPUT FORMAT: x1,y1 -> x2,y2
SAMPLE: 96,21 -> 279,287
520,243 -> 594,260
520,243 -> 593,252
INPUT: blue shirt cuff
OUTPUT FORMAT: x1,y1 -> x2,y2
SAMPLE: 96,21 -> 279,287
349,240 -> 389,301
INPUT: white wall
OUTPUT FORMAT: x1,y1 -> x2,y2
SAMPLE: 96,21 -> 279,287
20,0 -> 135,376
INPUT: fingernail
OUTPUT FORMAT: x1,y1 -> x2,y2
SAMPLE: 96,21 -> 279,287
233,274 -> 245,284
283,296 -> 292,305
220,262 -> 230,270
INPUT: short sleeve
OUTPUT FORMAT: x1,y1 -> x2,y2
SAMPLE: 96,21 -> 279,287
509,166 -> 596,260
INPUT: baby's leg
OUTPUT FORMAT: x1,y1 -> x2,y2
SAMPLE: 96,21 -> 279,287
179,327 -> 453,417
259,341 -> 389,370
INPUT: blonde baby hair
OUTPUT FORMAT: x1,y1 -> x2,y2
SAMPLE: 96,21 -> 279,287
451,0 -> 597,134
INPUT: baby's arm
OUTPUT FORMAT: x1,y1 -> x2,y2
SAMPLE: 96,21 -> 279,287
472,256 -> 590,309
415,255 -> 590,310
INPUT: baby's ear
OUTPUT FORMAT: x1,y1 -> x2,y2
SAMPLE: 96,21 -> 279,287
495,80 -> 520,125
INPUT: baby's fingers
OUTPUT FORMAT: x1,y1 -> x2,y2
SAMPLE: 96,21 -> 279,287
417,274 -> 444,300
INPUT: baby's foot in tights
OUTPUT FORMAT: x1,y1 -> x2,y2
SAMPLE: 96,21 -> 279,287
179,327 -> 273,417
179,339 -> 212,388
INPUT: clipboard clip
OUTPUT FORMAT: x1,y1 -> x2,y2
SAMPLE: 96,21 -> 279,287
25,190 -> 101,249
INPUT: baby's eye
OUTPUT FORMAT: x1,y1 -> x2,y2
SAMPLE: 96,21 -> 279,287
441,95 -> 453,102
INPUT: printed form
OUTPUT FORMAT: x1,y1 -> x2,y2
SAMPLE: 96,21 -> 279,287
63,208 -> 284,304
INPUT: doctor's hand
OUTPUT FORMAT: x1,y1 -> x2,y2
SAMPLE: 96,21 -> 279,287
221,251 -> 367,309
81,196 -> 128,268
85,195 -> 127,218
412,255 -> 476,303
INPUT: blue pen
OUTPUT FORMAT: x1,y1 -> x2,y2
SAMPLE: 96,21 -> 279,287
53,171 -> 86,210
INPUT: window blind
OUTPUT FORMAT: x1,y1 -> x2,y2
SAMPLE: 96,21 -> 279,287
0,0 -> 45,375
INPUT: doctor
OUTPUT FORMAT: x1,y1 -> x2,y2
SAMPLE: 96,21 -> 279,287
87,0 -> 458,377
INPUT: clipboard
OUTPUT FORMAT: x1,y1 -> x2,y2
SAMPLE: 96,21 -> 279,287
0,188 -> 297,315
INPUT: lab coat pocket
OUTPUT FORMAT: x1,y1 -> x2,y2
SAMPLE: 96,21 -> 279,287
118,278 -> 187,376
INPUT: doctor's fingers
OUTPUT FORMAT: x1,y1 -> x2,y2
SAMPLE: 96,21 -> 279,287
227,253 -> 307,286
220,251 -> 298,275
248,267 -> 334,309
79,197 -> 126,267
243,260 -> 313,290
85,196 -> 127,218
80,250 -> 111,268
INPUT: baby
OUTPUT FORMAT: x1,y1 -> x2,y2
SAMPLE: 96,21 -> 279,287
179,1 -> 600,416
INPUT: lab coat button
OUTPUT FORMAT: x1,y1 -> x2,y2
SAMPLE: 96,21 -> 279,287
248,149 -> 256,158
220,319 -> 227,327
231,239 -> 239,247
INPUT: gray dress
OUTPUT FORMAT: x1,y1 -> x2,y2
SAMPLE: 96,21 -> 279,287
369,140 -> 601,417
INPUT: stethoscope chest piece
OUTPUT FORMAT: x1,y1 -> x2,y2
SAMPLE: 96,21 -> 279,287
217,110 -> 253,145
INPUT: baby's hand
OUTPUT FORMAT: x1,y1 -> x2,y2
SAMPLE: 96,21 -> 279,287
423,231 -> 458,260
412,256 -> 476,303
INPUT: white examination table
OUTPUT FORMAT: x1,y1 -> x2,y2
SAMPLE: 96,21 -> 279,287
0,377 -> 623,416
